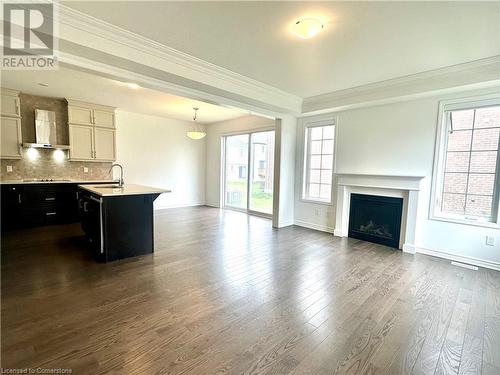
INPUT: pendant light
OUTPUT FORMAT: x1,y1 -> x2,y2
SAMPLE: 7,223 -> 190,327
186,107 -> 206,140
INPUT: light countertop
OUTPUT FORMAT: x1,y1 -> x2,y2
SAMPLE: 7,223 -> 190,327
78,183 -> 171,197
1,179 -> 117,185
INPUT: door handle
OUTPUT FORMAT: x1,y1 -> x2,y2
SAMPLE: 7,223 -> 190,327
45,197 -> 56,201
83,201 -> 88,212
46,212 -> 57,216
18,194 -> 22,204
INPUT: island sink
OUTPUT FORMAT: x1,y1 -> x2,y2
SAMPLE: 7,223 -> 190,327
78,184 -> 170,262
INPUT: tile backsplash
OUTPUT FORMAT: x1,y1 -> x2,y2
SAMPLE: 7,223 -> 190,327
1,148 -> 112,181
1,92 -> 112,182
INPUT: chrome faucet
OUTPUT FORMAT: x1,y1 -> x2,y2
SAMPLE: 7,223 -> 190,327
110,163 -> 124,187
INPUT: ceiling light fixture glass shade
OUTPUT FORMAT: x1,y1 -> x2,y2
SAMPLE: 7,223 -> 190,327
292,17 -> 324,39
186,107 -> 206,140
186,131 -> 207,140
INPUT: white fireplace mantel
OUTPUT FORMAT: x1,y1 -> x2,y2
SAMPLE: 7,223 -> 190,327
333,174 -> 425,254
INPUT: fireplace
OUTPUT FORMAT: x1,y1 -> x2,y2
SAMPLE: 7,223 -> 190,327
348,194 -> 403,248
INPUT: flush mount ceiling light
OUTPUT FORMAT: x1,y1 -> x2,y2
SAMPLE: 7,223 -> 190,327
186,107 -> 207,140
126,83 -> 140,89
292,17 -> 324,39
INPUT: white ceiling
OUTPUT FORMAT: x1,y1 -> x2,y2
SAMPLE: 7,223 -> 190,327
0,67 -> 249,123
64,1 -> 500,98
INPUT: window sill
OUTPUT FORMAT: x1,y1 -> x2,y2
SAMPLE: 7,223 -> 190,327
299,198 -> 334,206
429,215 -> 499,229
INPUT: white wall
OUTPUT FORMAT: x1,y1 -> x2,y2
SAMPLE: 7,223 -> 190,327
295,87 -> 500,269
273,115 -> 296,228
115,110 -> 206,209
205,115 -> 275,207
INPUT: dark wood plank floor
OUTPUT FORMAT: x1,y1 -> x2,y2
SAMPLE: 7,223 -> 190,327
2,206 -> 499,374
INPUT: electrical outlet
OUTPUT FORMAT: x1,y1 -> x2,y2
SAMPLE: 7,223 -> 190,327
6,165 -> 13,173
83,167 -> 89,173
486,236 -> 495,246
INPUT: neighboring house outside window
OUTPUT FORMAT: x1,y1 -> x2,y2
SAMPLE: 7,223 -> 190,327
302,122 -> 335,203
431,95 -> 500,226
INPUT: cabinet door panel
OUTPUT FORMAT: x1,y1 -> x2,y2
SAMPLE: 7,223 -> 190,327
0,117 -> 22,158
1,95 -> 20,117
68,106 -> 93,126
93,110 -> 115,128
69,125 -> 94,160
94,128 -> 116,161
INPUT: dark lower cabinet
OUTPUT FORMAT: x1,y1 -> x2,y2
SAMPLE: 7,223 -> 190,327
1,182 -> 110,231
1,185 -> 23,231
78,188 -> 159,262
79,191 -> 103,260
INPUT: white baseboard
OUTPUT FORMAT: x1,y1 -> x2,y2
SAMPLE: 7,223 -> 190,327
416,246 -> 500,271
295,220 -> 334,233
154,202 -> 205,210
333,228 -> 344,237
204,202 -> 220,208
277,221 -> 294,228
402,243 -> 416,254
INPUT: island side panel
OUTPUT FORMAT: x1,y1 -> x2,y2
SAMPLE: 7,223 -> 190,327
103,194 -> 155,262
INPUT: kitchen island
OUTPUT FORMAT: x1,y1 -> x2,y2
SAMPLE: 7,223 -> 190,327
78,184 -> 170,262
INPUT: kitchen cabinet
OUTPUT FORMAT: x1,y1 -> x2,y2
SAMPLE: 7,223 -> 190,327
0,182 -> 113,230
1,185 -> 23,231
1,89 -> 21,118
94,127 -> 116,161
69,124 -> 94,160
78,184 -> 166,262
79,192 -> 103,257
93,109 -> 115,129
0,117 -> 22,159
67,100 -> 116,162
1,89 -> 22,159
68,105 -> 93,126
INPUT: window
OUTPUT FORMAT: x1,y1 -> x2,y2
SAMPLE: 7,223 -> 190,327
432,96 -> 500,225
303,123 -> 335,203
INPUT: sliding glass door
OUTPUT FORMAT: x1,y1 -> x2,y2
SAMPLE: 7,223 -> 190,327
224,130 -> 275,216
249,131 -> 274,214
224,134 -> 249,210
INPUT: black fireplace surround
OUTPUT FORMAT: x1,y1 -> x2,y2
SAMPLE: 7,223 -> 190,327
348,194 -> 403,249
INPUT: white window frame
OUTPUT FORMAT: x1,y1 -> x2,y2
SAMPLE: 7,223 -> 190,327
301,119 -> 337,205
430,93 -> 500,228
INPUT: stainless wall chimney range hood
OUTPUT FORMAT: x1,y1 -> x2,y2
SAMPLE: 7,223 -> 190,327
23,109 -> 70,150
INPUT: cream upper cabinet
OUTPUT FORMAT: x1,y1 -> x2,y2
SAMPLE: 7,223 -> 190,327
1,90 -> 20,118
1,117 -> 22,159
1,89 -> 22,159
68,105 -> 93,126
67,100 -> 115,128
67,99 -> 116,162
94,127 -> 116,161
69,124 -> 94,160
93,109 -> 115,129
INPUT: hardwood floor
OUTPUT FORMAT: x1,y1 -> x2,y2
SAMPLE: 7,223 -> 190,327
2,206 -> 499,374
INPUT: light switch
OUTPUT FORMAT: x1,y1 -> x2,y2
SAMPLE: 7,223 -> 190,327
6,165 -> 13,172
486,236 -> 495,246
83,167 -> 89,173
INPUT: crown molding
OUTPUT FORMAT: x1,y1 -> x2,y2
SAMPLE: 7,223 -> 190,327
58,51 -> 284,119
54,3 -> 302,114
302,56 -> 500,114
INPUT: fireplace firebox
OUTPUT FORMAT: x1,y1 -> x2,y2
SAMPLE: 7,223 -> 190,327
348,194 -> 403,249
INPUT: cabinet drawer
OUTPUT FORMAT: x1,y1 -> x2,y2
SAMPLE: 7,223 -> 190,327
22,206 -> 62,226
23,188 -> 58,205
